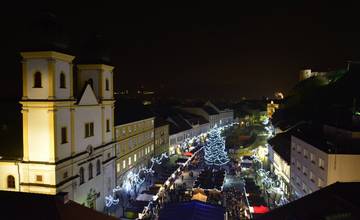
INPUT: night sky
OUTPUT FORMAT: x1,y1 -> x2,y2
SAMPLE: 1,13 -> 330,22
1,2 -> 360,100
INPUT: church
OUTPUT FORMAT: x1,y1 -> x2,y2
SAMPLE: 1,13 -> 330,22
0,50 -> 116,212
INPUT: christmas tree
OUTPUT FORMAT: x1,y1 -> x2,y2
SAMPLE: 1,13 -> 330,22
204,125 -> 230,166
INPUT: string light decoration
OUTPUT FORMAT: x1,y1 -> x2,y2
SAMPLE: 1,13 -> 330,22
204,125 -> 230,166
105,152 -> 169,207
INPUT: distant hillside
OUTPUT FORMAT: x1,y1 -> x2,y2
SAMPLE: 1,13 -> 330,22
273,65 -> 360,124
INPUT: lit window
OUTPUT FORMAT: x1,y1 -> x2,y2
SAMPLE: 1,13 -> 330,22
134,154 -> 137,162
128,157 -> 131,166
7,175 -> 15,189
122,160 -> 126,169
117,163 -> 120,173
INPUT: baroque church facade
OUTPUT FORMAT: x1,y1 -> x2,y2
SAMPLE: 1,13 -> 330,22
0,51 -> 116,211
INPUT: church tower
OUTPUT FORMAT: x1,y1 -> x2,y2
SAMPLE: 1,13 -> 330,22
20,51 -> 75,194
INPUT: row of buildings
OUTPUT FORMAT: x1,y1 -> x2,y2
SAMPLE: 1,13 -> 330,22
0,50 -> 234,212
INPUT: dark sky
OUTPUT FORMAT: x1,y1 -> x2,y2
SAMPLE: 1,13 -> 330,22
2,2 -> 360,100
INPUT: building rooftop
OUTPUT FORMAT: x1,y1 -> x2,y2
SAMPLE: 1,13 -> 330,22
0,191 -> 117,220
114,97 -> 154,125
258,182 -> 360,220
202,106 -> 218,115
292,124 -> 360,155
268,132 -> 291,164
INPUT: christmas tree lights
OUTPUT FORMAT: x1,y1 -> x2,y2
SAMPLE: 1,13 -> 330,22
204,125 -> 230,166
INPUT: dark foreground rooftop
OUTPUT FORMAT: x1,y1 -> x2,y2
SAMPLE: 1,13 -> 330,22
257,182 -> 360,220
0,191 -> 116,220
159,200 -> 225,220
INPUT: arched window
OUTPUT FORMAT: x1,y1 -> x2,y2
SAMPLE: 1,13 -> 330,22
96,159 -> 101,175
33,72 -> 42,88
79,167 -> 84,185
60,72 -> 66,88
7,175 -> 15,189
105,78 -> 109,91
88,163 -> 93,180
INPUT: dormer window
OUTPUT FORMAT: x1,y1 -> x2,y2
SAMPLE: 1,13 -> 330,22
33,71 -> 42,88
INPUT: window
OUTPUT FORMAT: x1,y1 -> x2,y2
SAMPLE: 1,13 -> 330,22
7,175 -> 15,189
291,158 -> 295,165
123,160 -> 126,169
36,175 -> 43,182
310,171 -> 314,182
79,167 -> 84,184
107,152 -> 111,158
33,72 -> 42,88
128,157 -> 131,166
96,160 -> 101,175
63,171 -> 68,179
117,163 -> 120,173
318,178 -> 323,188
303,149 -> 308,159
134,154 -> 137,162
106,119 -> 110,132
310,153 -> 315,163
85,122 -> 94,138
105,78 -> 109,91
297,145 -> 301,154
60,72 -> 66,88
88,163 -> 93,180
319,158 -> 325,170
297,161 -> 301,170
128,126 -> 132,133
303,166 -> 307,176
61,127 -> 68,144
302,183 -> 307,193
122,128 -> 126,135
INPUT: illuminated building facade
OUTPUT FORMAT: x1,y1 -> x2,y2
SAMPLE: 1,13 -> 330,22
154,119 -> 169,157
114,106 -> 155,183
290,125 -> 360,199
0,51 -> 116,211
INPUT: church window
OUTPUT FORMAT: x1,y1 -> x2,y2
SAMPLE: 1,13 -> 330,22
61,127 -> 68,144
7,175 -> 15,189
106,119 -> 110,132
96,159 -> 101,176
60,72 -> 66,88
105,78 -> 109,91
33,71 -> 42,88
88,163 -> 93,180
85,122 -> 94,138
79,167 -> 84,184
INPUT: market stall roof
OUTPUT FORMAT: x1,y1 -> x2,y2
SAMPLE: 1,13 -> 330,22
136,193 -> 156,202
191,192 -> 208,202
159,200 -> 225,220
